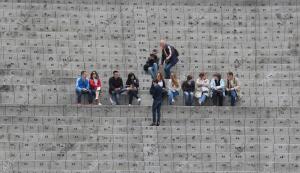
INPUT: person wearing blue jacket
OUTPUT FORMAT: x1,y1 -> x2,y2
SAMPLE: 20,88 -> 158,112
210,73 -> 225,106
75,71 -> 92,104
150,79 -> 163,126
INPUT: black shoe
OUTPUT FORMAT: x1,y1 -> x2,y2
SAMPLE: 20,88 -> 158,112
156,122 -> 160,126
150,122 -> 156,126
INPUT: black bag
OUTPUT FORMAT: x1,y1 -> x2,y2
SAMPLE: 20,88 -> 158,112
143,63 -> 150,71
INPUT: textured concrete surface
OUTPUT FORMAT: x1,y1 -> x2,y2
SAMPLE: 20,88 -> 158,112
0,0 -> 299,172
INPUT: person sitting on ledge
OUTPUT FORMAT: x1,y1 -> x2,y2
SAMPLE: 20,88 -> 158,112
226,71 -> 241,106
144,49 -> 159,80
89,71 -> 102,105
75,71 -> 92,105
109,70 -> 126,105
167,73 -> 181,105
182,75 -> 195,106
210,73 -> 225,106
126,72 -> 141,106
195,72 -> 210,106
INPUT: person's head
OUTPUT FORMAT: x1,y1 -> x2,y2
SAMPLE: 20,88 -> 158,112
171,73 -> 179,87
151,49 -> 158,55
128,72 -> 136,80
213,73 -> 222,81
113,70 -> 120,79
156,72 -> 164,81
81,71 -> 88,79
199,72 -> 207,80
90,71 -> 99,79
227,71 -> 234,80
159,39 -> 166,50
187,75 -> 193,81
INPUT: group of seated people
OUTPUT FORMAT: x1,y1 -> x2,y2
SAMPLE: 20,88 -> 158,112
75,69 -> 240,107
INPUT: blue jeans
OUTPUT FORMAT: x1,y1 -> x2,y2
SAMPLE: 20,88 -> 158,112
168,90 -> 179,105
184,91 -> 194,106
199,94 -> 207,105
148,63 -> 158,80
111,88 -> 126,105
230,90 -> 238,106
164,62 -> 176,79
76,89 -> 92,104
152,100 -> 162,123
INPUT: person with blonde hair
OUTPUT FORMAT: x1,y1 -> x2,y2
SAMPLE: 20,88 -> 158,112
167,73 -> 181,105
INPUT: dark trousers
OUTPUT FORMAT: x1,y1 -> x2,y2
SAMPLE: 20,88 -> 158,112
128,90 -> 139,104
111,88 -> 126,105
212,90 -> 223,106
76,90 -> 92,104
152,100 -> 162,123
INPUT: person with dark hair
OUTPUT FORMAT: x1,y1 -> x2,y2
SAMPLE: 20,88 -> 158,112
75,71 -> 92,104
109,71 -> 125,105
150,79 -> 163,126
126,72 -> 141,106
195,72 -> 210,105
160,39 -> 179,79
181,75 -> 195,106
156,72 -> 167,96
89,71 -> 102,105
210,73 -> 225,106
144,49 -> 159,79
226,72 -> 241,106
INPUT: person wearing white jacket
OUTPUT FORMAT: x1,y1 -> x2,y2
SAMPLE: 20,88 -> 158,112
195,72 -> 210,105
167,73 -> 181,105
210,73 -> 225,106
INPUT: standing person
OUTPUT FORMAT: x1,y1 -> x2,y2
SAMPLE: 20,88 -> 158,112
167,73 -> 181,105
109,71 -> 125,105
75,71 -> 92,105
181,75 -> 195,106
226,72 -> 241,106
210,73 -> 225,106
160,39 -> 179,79
150,79 -> 163,126
126,72 -> 141,106
89,71 -> 102,105
195,72 -> 210,105
144,49 -> 159,80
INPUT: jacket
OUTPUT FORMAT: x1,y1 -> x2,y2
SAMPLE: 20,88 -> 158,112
168,79 -> 181,92
210,79 -> 225,96
161,44 -> 179,65
76,77 -> 90,92
150,84 -> 163,101
109,77 -> 123,94
181,80 -> 195,92
195,78 -> 210,98
89,79 -> 102,90
226,77 -> 241,96
126,78 -> 139,90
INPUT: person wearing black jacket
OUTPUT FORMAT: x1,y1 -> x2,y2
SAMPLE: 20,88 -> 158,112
160,39 -> 179,79
182,75 -> 195,106
126,73 -> 141,106
144,49 -> 159,80
109,71 -> 126,105
150,79 -> 163,126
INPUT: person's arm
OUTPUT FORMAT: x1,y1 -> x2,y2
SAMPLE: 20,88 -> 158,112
76,78 -> 82,91
120,78 -> 124,88
191,81 -> 195,92
210,80 -> 215,90
203,79 -> 210,87
234,78 -> 240,91
166,45 -> 172,60
161,52 -> 166,65
109,78 -> 115,91
125,79 -> 130,88
181,82 -> 185,92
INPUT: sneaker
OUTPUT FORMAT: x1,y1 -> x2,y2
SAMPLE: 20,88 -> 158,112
128,104 -> 132,106
98,102 -> 102,106
198,100 -> 202,106
171,99 -> 175,104
137,98 -> 141,105
110,97 -> 115,105
150,122 -> 156,126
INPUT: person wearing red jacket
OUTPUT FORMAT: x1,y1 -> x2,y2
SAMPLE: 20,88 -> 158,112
89,71 -> 102,105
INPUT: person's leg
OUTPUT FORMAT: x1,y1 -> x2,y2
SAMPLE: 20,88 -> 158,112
128,91 -> 134,105
164,63 -> 173,79
199,94 -> 207,105
230,90 -> 237,106
115,92 -> 120,105
152,63 -> 158,79
189,92 -> 194,106
168,90 -> 174,105
156,101 -> 162,124
76,90 -> 82,104
148,66 -> 155,79
87,90 -> 93,104
212,91 -> 217,106
111,91 -> 117,105
219,94 -> 224,106
183,91 -> 189,106
152,101 -> 157,123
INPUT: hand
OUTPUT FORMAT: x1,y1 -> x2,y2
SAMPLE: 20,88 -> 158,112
115,88 -> 120,91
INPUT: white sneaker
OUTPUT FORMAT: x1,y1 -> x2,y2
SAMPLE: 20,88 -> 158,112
110,97 -> 115,105
171,99 -> 175,104
137,98 -> 141,105
198,100 -> 202,106
98,102 -> 102,106
128,104 -> 132,106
